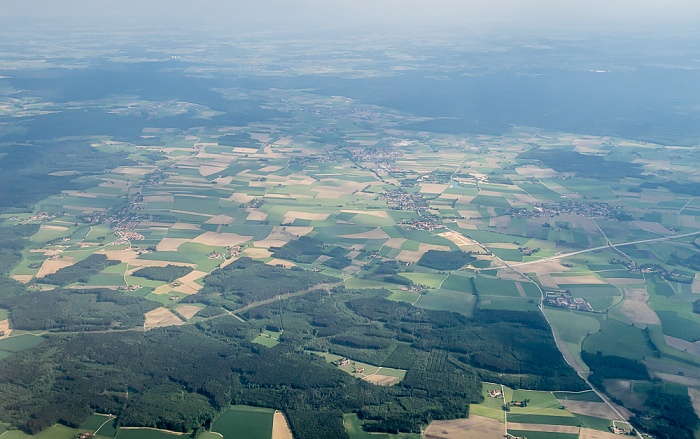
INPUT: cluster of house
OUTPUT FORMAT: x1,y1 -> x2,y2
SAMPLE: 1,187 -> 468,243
510,201 -> 627,220
399,218 -> 445,231
544,291 -> 593,312
381,189 -> 428,211
609,425 -> 633,435
109,229 -> 145,245
350,147 -> 403,163
75,433 -> 95,439
333,357 -> 351,367
27,211 -> 60,222
487,389 -> 503,398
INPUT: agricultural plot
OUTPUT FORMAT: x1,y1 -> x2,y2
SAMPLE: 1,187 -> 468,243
313,352 -> 406,386
3,52 -> 700,439
211,405 -> 274,439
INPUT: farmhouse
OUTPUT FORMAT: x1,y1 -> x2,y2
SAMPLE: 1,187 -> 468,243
487,389 -> 502,398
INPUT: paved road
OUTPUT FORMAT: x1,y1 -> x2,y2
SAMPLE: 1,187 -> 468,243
500,230 -> 700,270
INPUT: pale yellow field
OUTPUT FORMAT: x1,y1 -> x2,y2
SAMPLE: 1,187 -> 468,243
175,305 -> 202,320
272,411 -> 293,439
40,224 -> 68,231
198,165 -> 228,177
156,238 -> 190,252
255,226 -> 313,248
0,320 -> 11,338
172,222 -> 201,230
397,243 -> 451,263
36,256 -> 76,278
244,248 -> 273,258
99,249 -> 140,263
246,209 -> 268,221
620,287 -> 661,326
363,374 -> 401,386
267,259 -> 296,268
507,423 -> 579,434
144,307 -> 184,330
177,270 -> 208,285
341,209 -> 390,218
204,214 -> 235,225
383,238 -> 407,249
284,211 -> 330,221
10,275 -> 33,284
340,228 -> 391,240
579,428 -> 623,439
228,193 -> 256,203
397,250 -> 422,263
439,231 -> 477,247
425,415 -> 503,439
550,275 -> 606,285
191,231 -> 252,246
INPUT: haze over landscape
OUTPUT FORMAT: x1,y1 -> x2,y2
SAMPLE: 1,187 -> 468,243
0,2 -> 699,439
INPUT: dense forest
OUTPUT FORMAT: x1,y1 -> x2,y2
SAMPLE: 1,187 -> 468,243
417,250 -> 476,271
0,288 -> 157,331
0,139 -> 134,210
41,254 -> 120,286
182,257 -> 336,310
272,236 -> 351,267
0,280 -> 586,437
132,265 -> 194,282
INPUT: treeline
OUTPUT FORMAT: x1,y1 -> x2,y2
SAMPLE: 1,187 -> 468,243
0,283 -> 584,437
132,265 -> 194,282
0,288 -> 158,331
182,257 -> 334,310
0,223 -> 39,278
271,236 -> 351,268
345,297 -> 586,390
417,250 -> 475,270
518,149 -> 643,181
42,254 -> 119,286
631,387 -> 699,439
581,351 -> 649,387
0,139 -> 134,210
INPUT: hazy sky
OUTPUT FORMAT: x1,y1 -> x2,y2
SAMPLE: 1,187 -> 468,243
3,0 -> 700,33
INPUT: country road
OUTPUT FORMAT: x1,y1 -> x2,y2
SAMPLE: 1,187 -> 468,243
500,230 -> 700,270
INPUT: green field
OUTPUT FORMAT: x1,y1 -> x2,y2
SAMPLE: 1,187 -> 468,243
343,414 -> 420,439
211,406 -> 274,439
507,430 -> 578,439
115,429 -> 188,439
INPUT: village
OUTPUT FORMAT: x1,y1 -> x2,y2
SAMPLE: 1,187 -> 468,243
381,189 -> 428,211
510,201 -> 629,220
543,291 -> 594,312
350,147 -> 403,164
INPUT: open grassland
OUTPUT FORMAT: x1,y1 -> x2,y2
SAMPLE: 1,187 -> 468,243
211,405 -> 274,439
115,429 -> 189,438
344,414 -> 421,439
424,415 -> 503,439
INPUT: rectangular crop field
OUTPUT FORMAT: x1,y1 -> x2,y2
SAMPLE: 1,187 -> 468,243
211,405 -> 274,439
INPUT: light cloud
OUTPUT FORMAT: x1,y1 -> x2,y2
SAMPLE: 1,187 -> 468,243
2,0 -> 699,33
